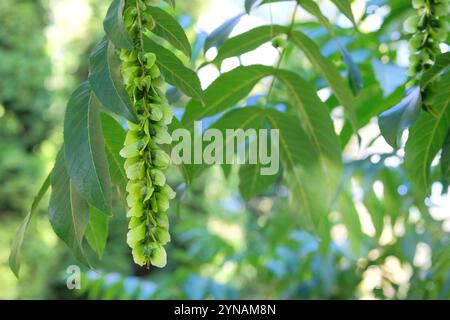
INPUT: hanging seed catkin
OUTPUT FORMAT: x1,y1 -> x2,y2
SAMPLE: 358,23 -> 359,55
404,0 -> 449,111
119,0 -> 176,268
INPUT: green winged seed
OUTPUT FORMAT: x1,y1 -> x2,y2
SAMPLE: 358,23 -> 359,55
129,216 -> 143,229
150,246 -> 167,268
150,169 -> 166,186
149,105 -> 163,121
127,204 -> 144,218
160,104 -> 174,125
143,185 -> 155,202
154,226 -> 171,245
160,184 -> 176,200
132,244 -> 147,266
127,224 -> 146,247
149,65 -> 161,78
153,149 -> 171,169
153,126 -> 172,144
125,130 -> 140,145
156,213 -> 169,228
156,193 -> 170,212
120,142 -> 143,158
144,53 -> 156,68
125,161 -> 145,180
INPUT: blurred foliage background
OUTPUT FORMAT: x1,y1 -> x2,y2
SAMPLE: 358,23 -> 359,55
0,0 -> 449,300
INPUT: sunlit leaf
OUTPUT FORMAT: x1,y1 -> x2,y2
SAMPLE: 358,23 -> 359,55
144,37 -> 205,103
147,6 -> 191,58
214,25 -> 288,63
182,65 -> 273,125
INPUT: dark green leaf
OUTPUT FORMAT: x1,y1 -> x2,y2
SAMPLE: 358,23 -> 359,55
182,65 -> 273,125
89,38 -> 137,123
290,31 -> 357,131
405,74 -> 450,195
204,13 -> 245,52
379,87 -> 422,149
85,206 -> 109,259
265,109 -> 330,243
147,6 -> 191,58
64,82 -> 112,214
239,163 -> 279,201
49,152 -> 90,265
103,0 -> 134,50
276,69 -> 342,192
9,173 -> 51,277
264,109 -> 318,169
101,113 -> 127,192
341,47 -> 364,95
144,37 -> 205,103
214,25 -> 288,63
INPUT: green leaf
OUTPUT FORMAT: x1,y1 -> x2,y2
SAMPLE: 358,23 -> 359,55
405,74 -> 450,195
276,69 -> 342,192
103,0 -> 134,50
339,190 -> 366,257
204,13 -> 245,52
9,173 -> 51,278
245,0 -> 260,13
441,131 -> 450,179
147,6 -> 191,58
297,0 -> 333,32
85,206 -> 109,259
290,30 -> 357,132
330,0 -> 356,26
64,82 -> 112,214
89,38 -> 137,123
49,152 -> 90,265
239,163 -> 279,201
210,107 -> 269,198
421,52 -> 450,88
101,113 -> 127,192
264,109 -> 318,169
379,87 -> 422,149
265,109 -> 330,243
341,46 -> 363,95
143,37 -> 205,103
182,65 -> 273,125
214,25 -> 288,63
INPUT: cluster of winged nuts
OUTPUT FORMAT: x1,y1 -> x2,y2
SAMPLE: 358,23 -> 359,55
404,0 -> 449,111
119,0 -> 176,268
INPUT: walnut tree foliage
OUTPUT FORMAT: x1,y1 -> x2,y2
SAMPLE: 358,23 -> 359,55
8,0 -> 450,299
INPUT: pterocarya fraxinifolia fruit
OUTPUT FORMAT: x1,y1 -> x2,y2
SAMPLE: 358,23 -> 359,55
119,0 -> 176,268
